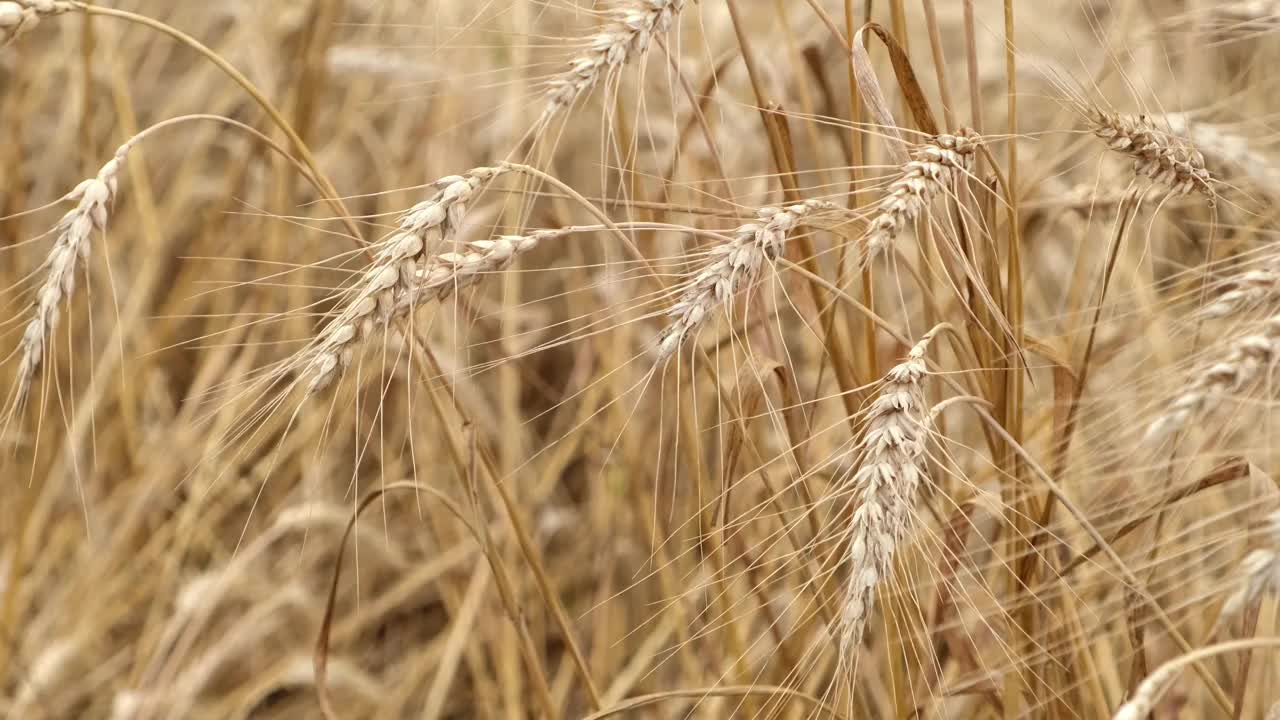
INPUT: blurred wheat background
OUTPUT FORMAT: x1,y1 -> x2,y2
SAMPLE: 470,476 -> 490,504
3,0 -> 1280,718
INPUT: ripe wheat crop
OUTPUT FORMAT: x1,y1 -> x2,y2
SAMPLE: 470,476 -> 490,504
3,1 -> 1280,718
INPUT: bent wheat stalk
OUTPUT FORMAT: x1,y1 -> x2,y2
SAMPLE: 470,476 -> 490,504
861,130 -> 979,265
1114,638 -> 1280,720
839,326 -> 939,662
655,199 -> 838,361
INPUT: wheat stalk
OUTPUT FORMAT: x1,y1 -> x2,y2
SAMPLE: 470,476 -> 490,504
1145,316 -> 1280,442
861,130 -> 979,264
838,327 -> 938,661
540,0 -> 685,127
1113,638 -> 1280,720
1113,655 -> 1189,720
655,199 -> 838,361
10,141 -> 129,409
1088,110 -> 1216,201
0,0 -> 72,46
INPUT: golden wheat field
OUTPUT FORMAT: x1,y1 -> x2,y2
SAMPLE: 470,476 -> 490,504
6,0 -> 1280,718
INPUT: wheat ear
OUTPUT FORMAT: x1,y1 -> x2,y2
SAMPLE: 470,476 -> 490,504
1144,315 -> 1280,442
1163,113 -> 1280,191
839,327 -> 938,661
1222,511 -> 1280,618
11,141 -> 130,408
303,166 -> 506,393
300,167 -> 561,393
1088,110 -> 1215,201
655,199 -> 838,361
0,0 -> 72,45
541,0 -> 685,126
861,130 -> 979,264
1201,260 -> 1280,319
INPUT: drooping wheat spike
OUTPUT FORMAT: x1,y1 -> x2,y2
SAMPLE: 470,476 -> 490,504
1163,113 -> 1280,192
1087,110 -> 1216,201
540,0 -> 685,127
1201,260 -> 1280,319
301,166 -> 509,393
839,328 -> 938,662
0,0 -> 71,46
654,199 -> 839,361
10,141 -> 130,409
861,130 -> 979,264
1144,315 -> 1280,442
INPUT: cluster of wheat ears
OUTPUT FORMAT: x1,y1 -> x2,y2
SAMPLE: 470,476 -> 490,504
4,0 -> 1280,718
